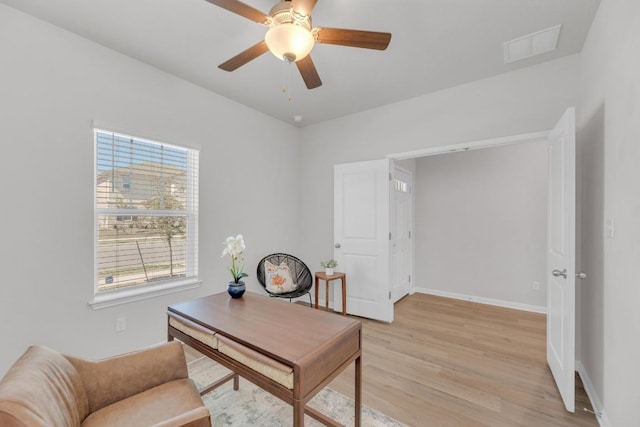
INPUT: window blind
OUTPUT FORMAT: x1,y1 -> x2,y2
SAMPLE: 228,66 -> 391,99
94,129 -> 199,293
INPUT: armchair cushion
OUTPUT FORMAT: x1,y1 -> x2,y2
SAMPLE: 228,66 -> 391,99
67,341 -> 188,413
81,378 -> 208,427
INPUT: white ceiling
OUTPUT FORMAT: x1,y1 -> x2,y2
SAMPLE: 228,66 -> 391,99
1,0 -> 600,126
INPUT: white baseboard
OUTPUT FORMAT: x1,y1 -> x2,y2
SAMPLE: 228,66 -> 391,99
413,287 -> 546,314
576,361 -> 610,427
315,297 -> 336,311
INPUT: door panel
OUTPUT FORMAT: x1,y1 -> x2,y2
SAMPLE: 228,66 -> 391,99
334,159 -> 393,322
343,173 -> 377,238
547,107 -> 576,413
343,253 -> 378,301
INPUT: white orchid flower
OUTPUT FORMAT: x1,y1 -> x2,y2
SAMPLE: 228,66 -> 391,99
221,234 -> 245,257
221,234 -> 248,283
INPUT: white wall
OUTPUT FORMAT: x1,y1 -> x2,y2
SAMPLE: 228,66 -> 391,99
577,0 -> 640,425
0,5 -> 300,375
413,143 -> 548,310
299,54 -> 579,306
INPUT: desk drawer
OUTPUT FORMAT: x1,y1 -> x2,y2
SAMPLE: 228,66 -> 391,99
298,326 -> 361,397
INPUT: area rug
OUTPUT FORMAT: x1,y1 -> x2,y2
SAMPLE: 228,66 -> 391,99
188,356 -> 406,427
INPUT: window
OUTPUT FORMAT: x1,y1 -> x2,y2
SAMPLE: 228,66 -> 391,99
94,129 -> 199,303
393,178 -> 409,193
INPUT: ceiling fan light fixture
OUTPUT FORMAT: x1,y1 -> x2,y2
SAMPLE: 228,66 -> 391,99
210,0 -> 391,90
265,23 -> 315,62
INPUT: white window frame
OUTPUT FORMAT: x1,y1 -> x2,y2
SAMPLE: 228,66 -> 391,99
90,128 -> 200,309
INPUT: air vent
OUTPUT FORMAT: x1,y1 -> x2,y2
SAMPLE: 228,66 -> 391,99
503,25 -> 562,64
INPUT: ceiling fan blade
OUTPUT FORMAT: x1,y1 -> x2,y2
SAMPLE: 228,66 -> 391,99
290,0 -> 318,16
205,0 -> 269,24
315,27 -> 392,50
219,41 -> 270,71
296,55 -> 322,89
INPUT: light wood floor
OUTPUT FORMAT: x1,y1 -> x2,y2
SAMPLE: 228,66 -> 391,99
328,294 -> 597,427
184,293 -> 598,426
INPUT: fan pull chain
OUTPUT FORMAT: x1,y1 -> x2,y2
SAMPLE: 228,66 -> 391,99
281,59 -> 287,95
281,59 -> 294,102
287,61 -> 293,102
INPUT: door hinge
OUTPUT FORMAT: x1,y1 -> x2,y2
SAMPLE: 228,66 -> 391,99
408,230 -> 411,238
389,172 -> 393,181
389,232 -> 392,240
389,291 -> 392,300
408,275 -> 411,283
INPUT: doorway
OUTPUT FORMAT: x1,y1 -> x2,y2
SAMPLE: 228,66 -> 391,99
406,142 -> 548,311
391,165 -> 412,303
387,109 -> 577,412
333,132 -> 550,323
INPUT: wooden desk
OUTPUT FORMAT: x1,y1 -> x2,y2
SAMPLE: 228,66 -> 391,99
168,292 -> 361,427
315,272 -> 347,316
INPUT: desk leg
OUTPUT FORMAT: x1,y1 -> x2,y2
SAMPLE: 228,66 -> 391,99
314,276 -> 319,310
355,354 -> 362,427
293,398 -> 304,427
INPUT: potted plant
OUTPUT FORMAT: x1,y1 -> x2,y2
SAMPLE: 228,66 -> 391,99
222,234 -> 248,298
320,259 -> 338,276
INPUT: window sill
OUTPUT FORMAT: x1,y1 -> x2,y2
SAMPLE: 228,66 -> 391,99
88,278 -> 202,310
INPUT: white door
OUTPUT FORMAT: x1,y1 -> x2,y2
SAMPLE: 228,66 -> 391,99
391,166 -> 412,302
547,107 -> 576,412
334,159 -> 393,322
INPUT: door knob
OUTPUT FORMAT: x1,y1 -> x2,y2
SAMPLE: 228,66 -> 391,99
576,272 -> 587,279
334,243 -> 341,249
552,269 -> 567,279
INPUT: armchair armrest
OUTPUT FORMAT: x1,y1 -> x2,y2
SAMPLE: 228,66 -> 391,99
66,341 -> 188,413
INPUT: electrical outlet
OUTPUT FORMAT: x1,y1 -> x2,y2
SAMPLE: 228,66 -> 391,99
115,317 -> 126,332
532,281 -> 541,291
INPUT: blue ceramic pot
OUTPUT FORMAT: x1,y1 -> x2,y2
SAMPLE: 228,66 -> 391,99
227,281 -> 246,298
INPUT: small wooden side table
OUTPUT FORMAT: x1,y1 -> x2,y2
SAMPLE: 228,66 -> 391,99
314,272 -> 347,316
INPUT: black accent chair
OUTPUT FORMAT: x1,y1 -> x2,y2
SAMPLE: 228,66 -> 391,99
256,253 -> 313,306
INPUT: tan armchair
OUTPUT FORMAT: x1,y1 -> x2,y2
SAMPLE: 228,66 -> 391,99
0,341 -> 211,427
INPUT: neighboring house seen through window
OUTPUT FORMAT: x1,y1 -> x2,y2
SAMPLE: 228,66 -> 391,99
94,129 -> 199,301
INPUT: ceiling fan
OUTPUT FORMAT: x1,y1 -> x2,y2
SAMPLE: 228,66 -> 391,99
206,0 -> 392,89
